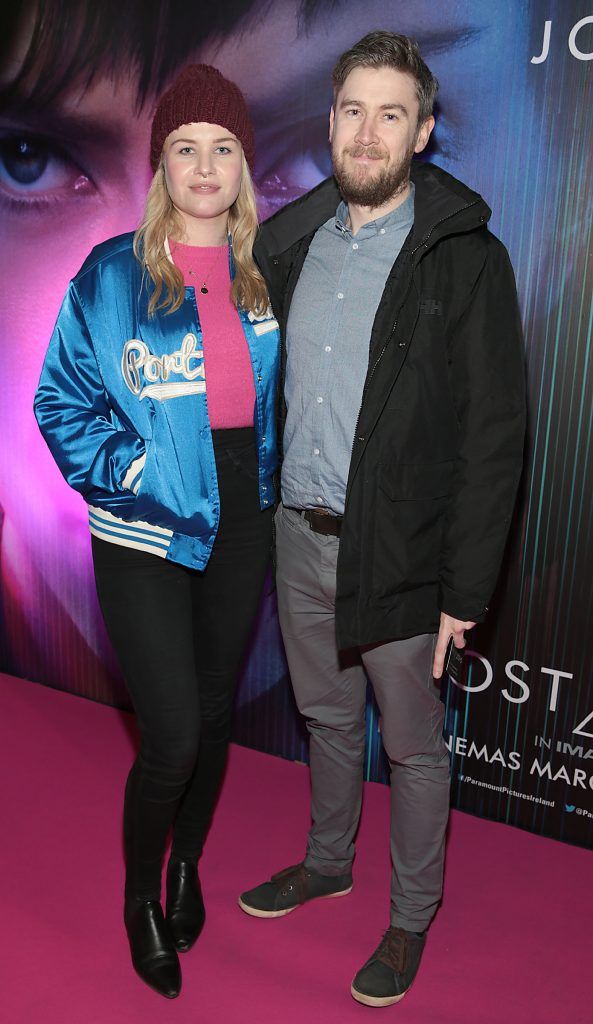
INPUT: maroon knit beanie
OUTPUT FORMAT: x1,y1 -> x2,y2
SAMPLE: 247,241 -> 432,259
150,64 -> 255,172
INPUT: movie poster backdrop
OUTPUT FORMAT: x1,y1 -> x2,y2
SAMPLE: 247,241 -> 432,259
1,2 -> 592,847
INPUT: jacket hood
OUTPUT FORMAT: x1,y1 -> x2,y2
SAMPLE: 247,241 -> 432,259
259,161 -> 491,257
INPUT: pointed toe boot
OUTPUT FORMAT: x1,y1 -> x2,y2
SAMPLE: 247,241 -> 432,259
166,858 -> 206,953
124,899 -> 181,998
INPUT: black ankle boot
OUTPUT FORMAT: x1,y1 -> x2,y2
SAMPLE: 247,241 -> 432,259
166,858 -> 206,952
124,898 -> 181,998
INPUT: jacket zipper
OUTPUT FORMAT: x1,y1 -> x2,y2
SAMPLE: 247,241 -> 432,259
345,199 -> 483,498
410,198 -> 481,257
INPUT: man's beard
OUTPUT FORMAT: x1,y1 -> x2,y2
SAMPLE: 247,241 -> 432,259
332,141 -> 415,209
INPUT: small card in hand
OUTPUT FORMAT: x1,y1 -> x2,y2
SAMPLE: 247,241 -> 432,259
445,639 -> 465,683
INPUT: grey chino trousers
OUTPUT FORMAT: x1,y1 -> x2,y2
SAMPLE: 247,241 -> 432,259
275,503 -> 451,932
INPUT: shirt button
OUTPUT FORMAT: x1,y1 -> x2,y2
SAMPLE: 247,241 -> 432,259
317,396 -> 323,403
263,499 -> 269,505
313,448 -> 320,455
352,243 -> 359,250
262,436 -> 266,442
316,496 -> 324,503
380,228 -> 386,235
325,346 -> 331,353
337,292 -> 344,299
257,374 -> 262,381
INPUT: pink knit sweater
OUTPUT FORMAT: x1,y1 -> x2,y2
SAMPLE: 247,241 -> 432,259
170,240 -> 256,429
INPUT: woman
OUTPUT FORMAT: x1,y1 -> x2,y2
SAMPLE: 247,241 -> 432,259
34,65 -> 279,999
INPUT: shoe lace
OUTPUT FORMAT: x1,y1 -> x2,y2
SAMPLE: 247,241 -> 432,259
271,862 -> 311,901
374,927 -> 408,974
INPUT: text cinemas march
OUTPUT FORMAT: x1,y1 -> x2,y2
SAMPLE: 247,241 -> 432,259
447,734 -> 593,792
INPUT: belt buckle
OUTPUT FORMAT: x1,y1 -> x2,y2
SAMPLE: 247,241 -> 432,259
304,508 -> 341,536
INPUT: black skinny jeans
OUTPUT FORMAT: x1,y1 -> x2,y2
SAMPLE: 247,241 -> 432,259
92,428 -> 272,902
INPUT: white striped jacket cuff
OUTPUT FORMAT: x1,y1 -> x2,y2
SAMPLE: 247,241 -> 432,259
121,453 -> 146,494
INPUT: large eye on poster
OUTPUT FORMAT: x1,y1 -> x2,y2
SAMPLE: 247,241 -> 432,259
1,1 -> 592,846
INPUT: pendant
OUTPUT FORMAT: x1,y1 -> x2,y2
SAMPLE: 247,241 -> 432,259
200,285 -> 208,294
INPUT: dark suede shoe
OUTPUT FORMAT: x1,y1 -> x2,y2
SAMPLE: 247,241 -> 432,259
124,898 -> 181,998
351,926 -> 426,1007
238,862 -> 352,918
166,858 -> 205,952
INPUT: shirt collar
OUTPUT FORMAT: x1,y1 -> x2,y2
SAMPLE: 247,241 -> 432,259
334,181 -> 415,238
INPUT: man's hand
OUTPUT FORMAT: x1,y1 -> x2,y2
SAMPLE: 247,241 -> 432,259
433,612 -> 476,679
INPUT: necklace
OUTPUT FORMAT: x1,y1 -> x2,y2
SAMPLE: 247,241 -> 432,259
186,250 -> 224,294
175,239 -> 227,294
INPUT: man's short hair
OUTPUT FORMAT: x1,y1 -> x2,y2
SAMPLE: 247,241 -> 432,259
332,30 -> 439,126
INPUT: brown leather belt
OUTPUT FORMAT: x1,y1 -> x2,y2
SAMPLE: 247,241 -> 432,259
300,508 -> 342,537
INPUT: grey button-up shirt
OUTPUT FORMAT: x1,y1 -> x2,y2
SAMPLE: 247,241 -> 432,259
282,186 -> 415,515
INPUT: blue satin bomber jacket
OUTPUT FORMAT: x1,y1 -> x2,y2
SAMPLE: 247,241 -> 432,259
34,232 -> 280,570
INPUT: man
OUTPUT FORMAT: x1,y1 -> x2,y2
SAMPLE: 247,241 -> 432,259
238,30 -> 526,1007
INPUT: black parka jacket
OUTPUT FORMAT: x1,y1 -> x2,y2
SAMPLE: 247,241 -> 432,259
255,162 -> 526,649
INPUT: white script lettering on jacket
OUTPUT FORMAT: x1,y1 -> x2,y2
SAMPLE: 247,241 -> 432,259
121,333 -> 205,402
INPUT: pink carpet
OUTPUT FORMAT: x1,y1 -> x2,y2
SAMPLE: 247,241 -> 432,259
1,672 -> 590,1024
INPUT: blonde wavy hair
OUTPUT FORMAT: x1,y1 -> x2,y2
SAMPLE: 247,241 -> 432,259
133,151 -> 269,317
